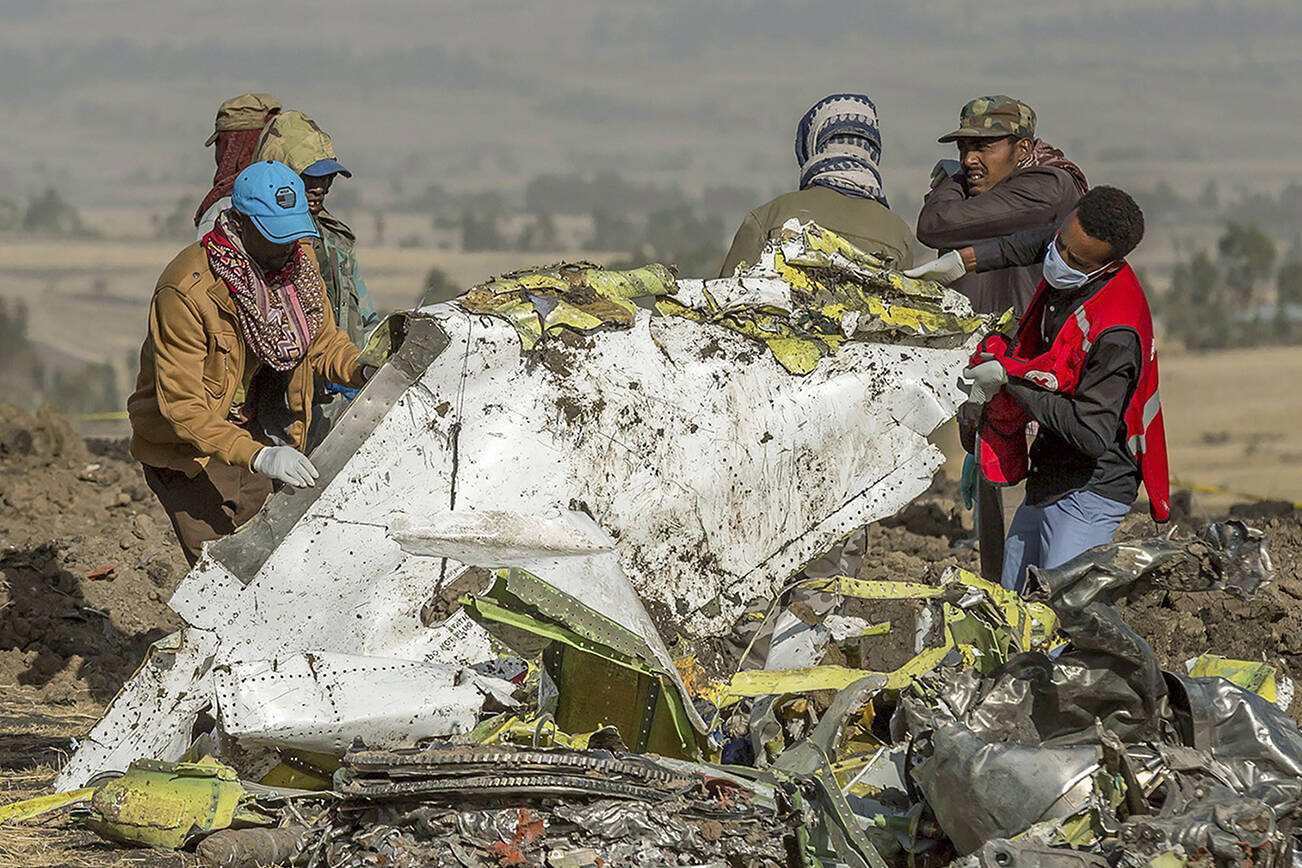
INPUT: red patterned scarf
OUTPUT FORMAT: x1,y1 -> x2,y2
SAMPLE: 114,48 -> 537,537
202,212 -> 326,371
1020,139 -> 1089,197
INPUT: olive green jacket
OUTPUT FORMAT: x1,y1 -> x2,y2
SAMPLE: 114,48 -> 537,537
719,186 -> 916,277
314,209 -> 379,348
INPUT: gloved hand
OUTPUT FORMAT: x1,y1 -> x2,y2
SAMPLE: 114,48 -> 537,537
904,250 -> 968,285
960,453 -> 978,510
962,358 -> 1008,404
930,159 -> 961,189
252,446 -> 319,488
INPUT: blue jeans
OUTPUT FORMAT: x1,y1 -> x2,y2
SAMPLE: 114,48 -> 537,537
1001,490 -> 1131,593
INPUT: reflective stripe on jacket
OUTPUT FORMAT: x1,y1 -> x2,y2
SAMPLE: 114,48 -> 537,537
977,265 -> 1170,521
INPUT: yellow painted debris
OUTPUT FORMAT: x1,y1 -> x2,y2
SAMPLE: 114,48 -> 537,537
1187,654 -> 1280,704
78,756 -> 254,849
0,787 -> 95,824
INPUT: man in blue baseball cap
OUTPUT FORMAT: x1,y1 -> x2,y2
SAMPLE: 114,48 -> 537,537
128,159 -> 369,565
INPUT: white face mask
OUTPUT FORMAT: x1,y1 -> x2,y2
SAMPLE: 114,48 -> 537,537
1043,235 -> 1114,290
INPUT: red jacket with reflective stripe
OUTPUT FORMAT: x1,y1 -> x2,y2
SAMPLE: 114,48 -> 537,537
976,265 -> 1170,521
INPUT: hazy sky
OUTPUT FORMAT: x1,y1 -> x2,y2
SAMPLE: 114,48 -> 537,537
2,0 -> 1300,213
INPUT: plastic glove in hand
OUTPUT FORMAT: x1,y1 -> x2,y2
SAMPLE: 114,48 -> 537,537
904,250 -> 967,285
252,446 -> 319,488
962,358 -> 1008,404
960,453 -> 978,510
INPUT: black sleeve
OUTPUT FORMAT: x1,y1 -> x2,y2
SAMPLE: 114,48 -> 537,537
1003,330 -> 1141,459
972,225 -> 1055,272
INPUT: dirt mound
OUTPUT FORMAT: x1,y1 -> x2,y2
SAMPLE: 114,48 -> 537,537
1116,506 -> 1302,682
0,404 -> 185,703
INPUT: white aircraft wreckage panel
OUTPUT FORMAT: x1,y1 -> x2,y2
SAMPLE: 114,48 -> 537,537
213,653 -> 517,755
58,223 -> 990,789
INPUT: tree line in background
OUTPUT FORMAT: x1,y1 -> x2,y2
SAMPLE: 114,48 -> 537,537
1140,182 -> 1302,349
0,297 -> 120,415
4,174 -> 1302,419
0,188 -> 96,237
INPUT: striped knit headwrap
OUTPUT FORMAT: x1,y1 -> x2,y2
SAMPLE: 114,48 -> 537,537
796,93 -> 888,206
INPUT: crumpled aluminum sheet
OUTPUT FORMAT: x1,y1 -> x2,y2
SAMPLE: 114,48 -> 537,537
893,521 -> 1302,858
1026,519 -> 1274,599
910,724 -> 1102,854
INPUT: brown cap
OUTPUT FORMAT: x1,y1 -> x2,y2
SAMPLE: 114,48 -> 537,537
205,93 -> 282,146
937,95 -> 1036,144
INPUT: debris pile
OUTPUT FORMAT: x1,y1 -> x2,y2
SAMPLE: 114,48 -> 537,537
4,227 -> 1302,867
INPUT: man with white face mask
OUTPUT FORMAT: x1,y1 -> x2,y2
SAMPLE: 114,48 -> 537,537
912,186 -> 1170,592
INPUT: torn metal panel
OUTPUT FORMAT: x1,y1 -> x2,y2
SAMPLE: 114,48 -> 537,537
318,743 -> 796,867
911,725 -> 1104,854
58,630 -> 219,790
212,653 -> 517,754
61,232 -> 985,788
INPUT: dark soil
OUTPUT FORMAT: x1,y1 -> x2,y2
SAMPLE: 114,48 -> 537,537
0,405 -> 186,704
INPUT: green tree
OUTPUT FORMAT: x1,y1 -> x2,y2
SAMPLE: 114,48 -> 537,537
0,298 -> 33,366
460,210 -> 504,252
516,211 -> 559,252
49,361 -> 119,415
1217,221 -> 1276,305
417,266 -> 461,307
1279,261 -> 1302,308
23,188 -> 87,235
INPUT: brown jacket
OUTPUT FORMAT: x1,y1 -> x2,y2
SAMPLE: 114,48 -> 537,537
128,241 -> 363,475
719,186 -> 916,277
916,166 -> 1080,318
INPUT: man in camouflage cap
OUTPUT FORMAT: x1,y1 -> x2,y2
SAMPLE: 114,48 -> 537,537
255,110 -> 379,449
195,93 -> 282,234
910,95 -> 1086,316
906,94 -> 1086,584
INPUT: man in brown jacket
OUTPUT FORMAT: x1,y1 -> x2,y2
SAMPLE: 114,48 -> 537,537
907,96 -> 1086,583
129,160 -> 365,565
909,96 -> 1085,319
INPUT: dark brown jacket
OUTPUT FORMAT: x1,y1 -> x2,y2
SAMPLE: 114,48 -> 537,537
916,166 -> 1079,317
719,186 -> 916,277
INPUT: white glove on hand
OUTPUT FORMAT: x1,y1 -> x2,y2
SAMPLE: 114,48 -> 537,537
253,446 -> 319,488
962,359 -> 1008,404
904,250 -> 968,285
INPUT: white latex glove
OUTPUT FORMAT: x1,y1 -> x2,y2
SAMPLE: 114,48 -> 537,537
904,250 -> 968,285
252,446 -> 319,488
961,359 -> 1008,404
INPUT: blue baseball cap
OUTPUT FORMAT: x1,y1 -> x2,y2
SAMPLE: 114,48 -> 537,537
232,160 -> 319,244
302,157 -> 352,178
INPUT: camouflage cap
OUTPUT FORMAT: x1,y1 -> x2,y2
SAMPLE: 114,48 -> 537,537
204,92 -> 281,146
254,110 -> 351,177
937,95 -> 1036,143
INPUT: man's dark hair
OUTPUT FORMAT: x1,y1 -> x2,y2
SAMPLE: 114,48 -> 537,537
1075,185 -> 1145,259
